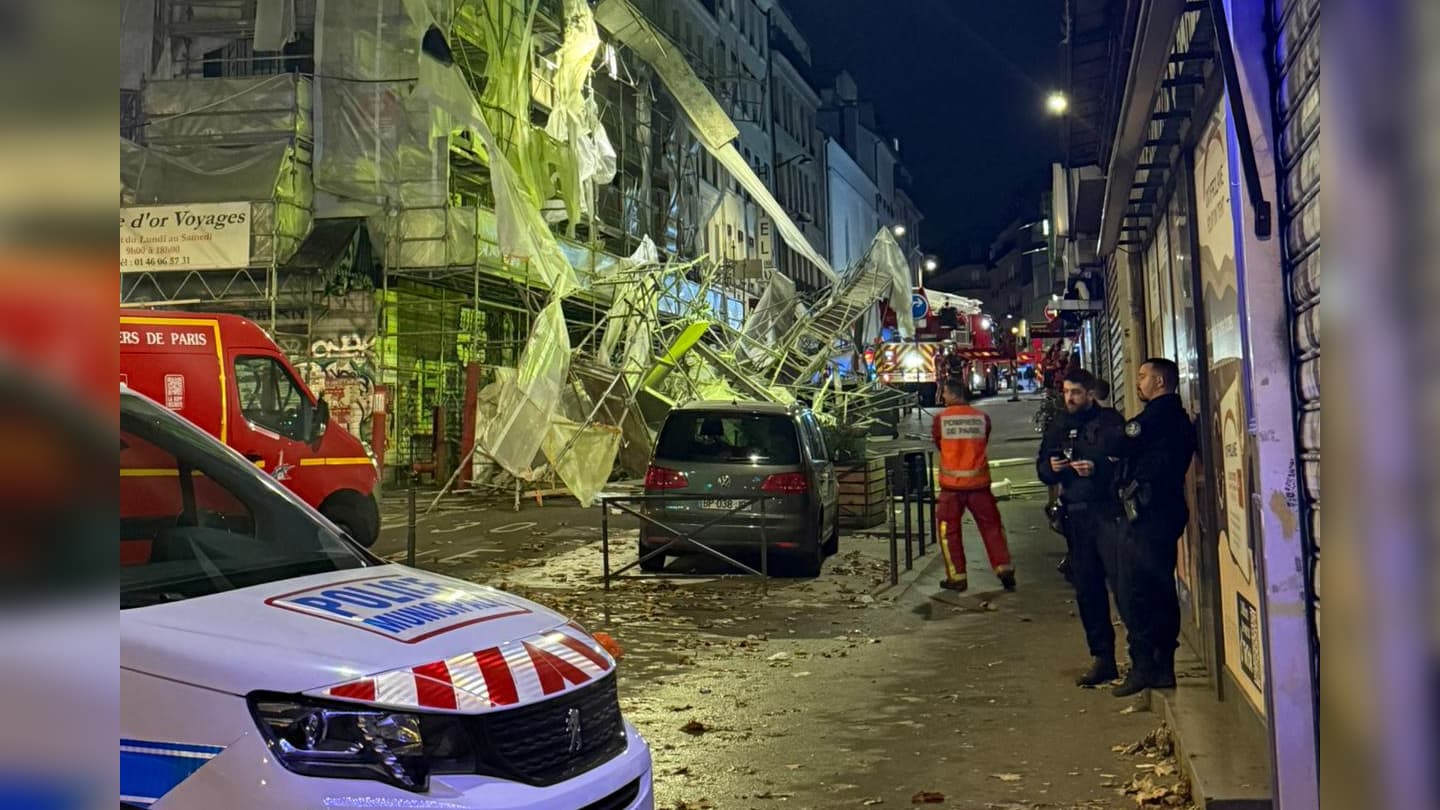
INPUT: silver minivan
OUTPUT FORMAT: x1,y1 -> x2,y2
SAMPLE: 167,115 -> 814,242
639,401 -> 839,577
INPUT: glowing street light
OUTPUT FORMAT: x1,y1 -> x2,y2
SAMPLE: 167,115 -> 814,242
923,257 -> 938,272
891,224 -> 907,238
1046,91 -> 1069,116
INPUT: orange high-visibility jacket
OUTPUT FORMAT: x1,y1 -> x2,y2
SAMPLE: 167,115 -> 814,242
932,404 -> 992,491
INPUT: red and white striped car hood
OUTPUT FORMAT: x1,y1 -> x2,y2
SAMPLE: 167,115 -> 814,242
121,565 -> 613,708
311,623 -> 614,712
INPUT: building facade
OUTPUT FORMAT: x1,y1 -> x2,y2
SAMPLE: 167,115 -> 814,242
1058,0 -> 1319,804
818,71 -> 913,276
984,203 -> 1059,346
767,4 -> 828,293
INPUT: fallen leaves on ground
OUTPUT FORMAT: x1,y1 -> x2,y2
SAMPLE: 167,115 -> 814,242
990,773 -> 1023,782
1115,724 -> 1196,808
680,720 -> 708,735
910,790 -> 946,804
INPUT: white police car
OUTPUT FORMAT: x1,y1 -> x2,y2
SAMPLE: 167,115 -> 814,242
120,388 -> 653,809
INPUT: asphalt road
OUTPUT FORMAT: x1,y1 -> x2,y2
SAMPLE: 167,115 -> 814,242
375,397 -> 1191,810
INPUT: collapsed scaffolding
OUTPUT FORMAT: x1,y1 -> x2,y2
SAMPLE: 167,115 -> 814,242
119,0 -> 920,509
413,0 -> 918,508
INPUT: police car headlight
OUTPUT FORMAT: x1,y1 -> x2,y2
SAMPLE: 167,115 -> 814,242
249,694 -> 431,792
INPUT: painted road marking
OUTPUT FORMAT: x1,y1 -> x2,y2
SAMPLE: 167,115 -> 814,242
384,548 -> 440,562
430,520 -> 487,535
438,548 -> 503,563
489,522 -> 538,535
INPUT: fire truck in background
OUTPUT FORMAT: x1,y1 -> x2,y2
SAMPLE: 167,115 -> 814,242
870,290 -> 1004,406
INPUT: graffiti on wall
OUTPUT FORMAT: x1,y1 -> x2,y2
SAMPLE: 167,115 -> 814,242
296,332 -> 377,442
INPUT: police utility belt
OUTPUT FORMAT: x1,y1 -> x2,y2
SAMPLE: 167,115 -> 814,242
1117,480 -> 1147,522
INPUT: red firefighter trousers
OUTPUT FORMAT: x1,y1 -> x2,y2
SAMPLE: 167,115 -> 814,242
936,487 -> 1013,579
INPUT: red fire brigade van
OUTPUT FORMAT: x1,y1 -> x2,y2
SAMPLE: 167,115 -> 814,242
120,310 -> 381,546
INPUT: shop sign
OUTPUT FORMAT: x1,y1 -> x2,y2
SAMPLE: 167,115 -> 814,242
121,203 -> 252,271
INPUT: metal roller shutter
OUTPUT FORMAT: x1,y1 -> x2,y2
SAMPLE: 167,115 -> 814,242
1270,0 -> 1320,663
1104,256 -> 1128,416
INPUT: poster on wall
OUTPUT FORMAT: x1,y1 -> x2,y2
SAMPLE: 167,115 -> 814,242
120,202 -> 252,271
1194,102 -> 1266,714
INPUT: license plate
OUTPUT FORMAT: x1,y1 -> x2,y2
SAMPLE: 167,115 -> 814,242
702,499 -> 742,511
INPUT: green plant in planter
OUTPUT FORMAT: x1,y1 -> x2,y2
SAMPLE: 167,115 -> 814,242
822,422 -> 870,464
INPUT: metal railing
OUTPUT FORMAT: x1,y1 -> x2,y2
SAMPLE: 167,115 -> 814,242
886,450 -> 937,584
599,493 -> 775,588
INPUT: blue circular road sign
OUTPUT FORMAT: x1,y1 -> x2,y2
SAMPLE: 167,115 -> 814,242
911,293 -> 929,320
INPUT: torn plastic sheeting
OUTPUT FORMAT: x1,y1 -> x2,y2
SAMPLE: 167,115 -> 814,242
541,418 -> 622,508
413,55 -> 582,297
254,0 -> 296,51
739,271 -> 797,366
860,227 -> 916,339
593,0 -> 738,152
713,143 -> 835,284
544,0 -> 617,217
479,300 -> 572,479
598,238 -> 661,371
544,0 -> 602,144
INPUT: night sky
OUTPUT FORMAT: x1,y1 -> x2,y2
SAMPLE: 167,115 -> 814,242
785,0 -> 1063,260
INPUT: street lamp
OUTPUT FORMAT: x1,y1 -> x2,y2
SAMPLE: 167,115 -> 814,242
891,224 -> 907,238
923,257 -> 938,272
1046,91 -> 1069,116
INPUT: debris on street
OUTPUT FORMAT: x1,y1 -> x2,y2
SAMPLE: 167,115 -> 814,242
1113,725 -> 1198,808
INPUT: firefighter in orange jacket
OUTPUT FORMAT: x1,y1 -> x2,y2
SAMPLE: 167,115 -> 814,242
932,378 -> 1016,592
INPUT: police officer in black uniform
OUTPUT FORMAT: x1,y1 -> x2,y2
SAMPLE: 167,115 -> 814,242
1109,357 -> 1197,697
1037,368 -> 1129,687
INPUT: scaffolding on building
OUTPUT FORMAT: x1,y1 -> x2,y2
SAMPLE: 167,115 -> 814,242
120,0 -> 913,503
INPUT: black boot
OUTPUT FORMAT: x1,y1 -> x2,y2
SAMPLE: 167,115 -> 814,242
1112,666 -> 1152,697
1056,555 -> 1074,584
1151,650 -> 1177,689
1075,656 -> 1118,687
998,570 -> 1017,591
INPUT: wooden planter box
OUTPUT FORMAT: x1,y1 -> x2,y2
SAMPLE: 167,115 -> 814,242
835,454 -> 889,529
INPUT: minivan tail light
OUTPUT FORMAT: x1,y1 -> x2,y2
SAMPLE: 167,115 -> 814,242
645,465 -> 688,490
761,472 -> 809,494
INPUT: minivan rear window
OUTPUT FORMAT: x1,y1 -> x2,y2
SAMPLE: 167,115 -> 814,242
655,412 -> 801,465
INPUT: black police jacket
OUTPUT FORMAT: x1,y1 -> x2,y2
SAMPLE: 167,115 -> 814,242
1036,405 -> 1125,506
1110,393 -> 1197,516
